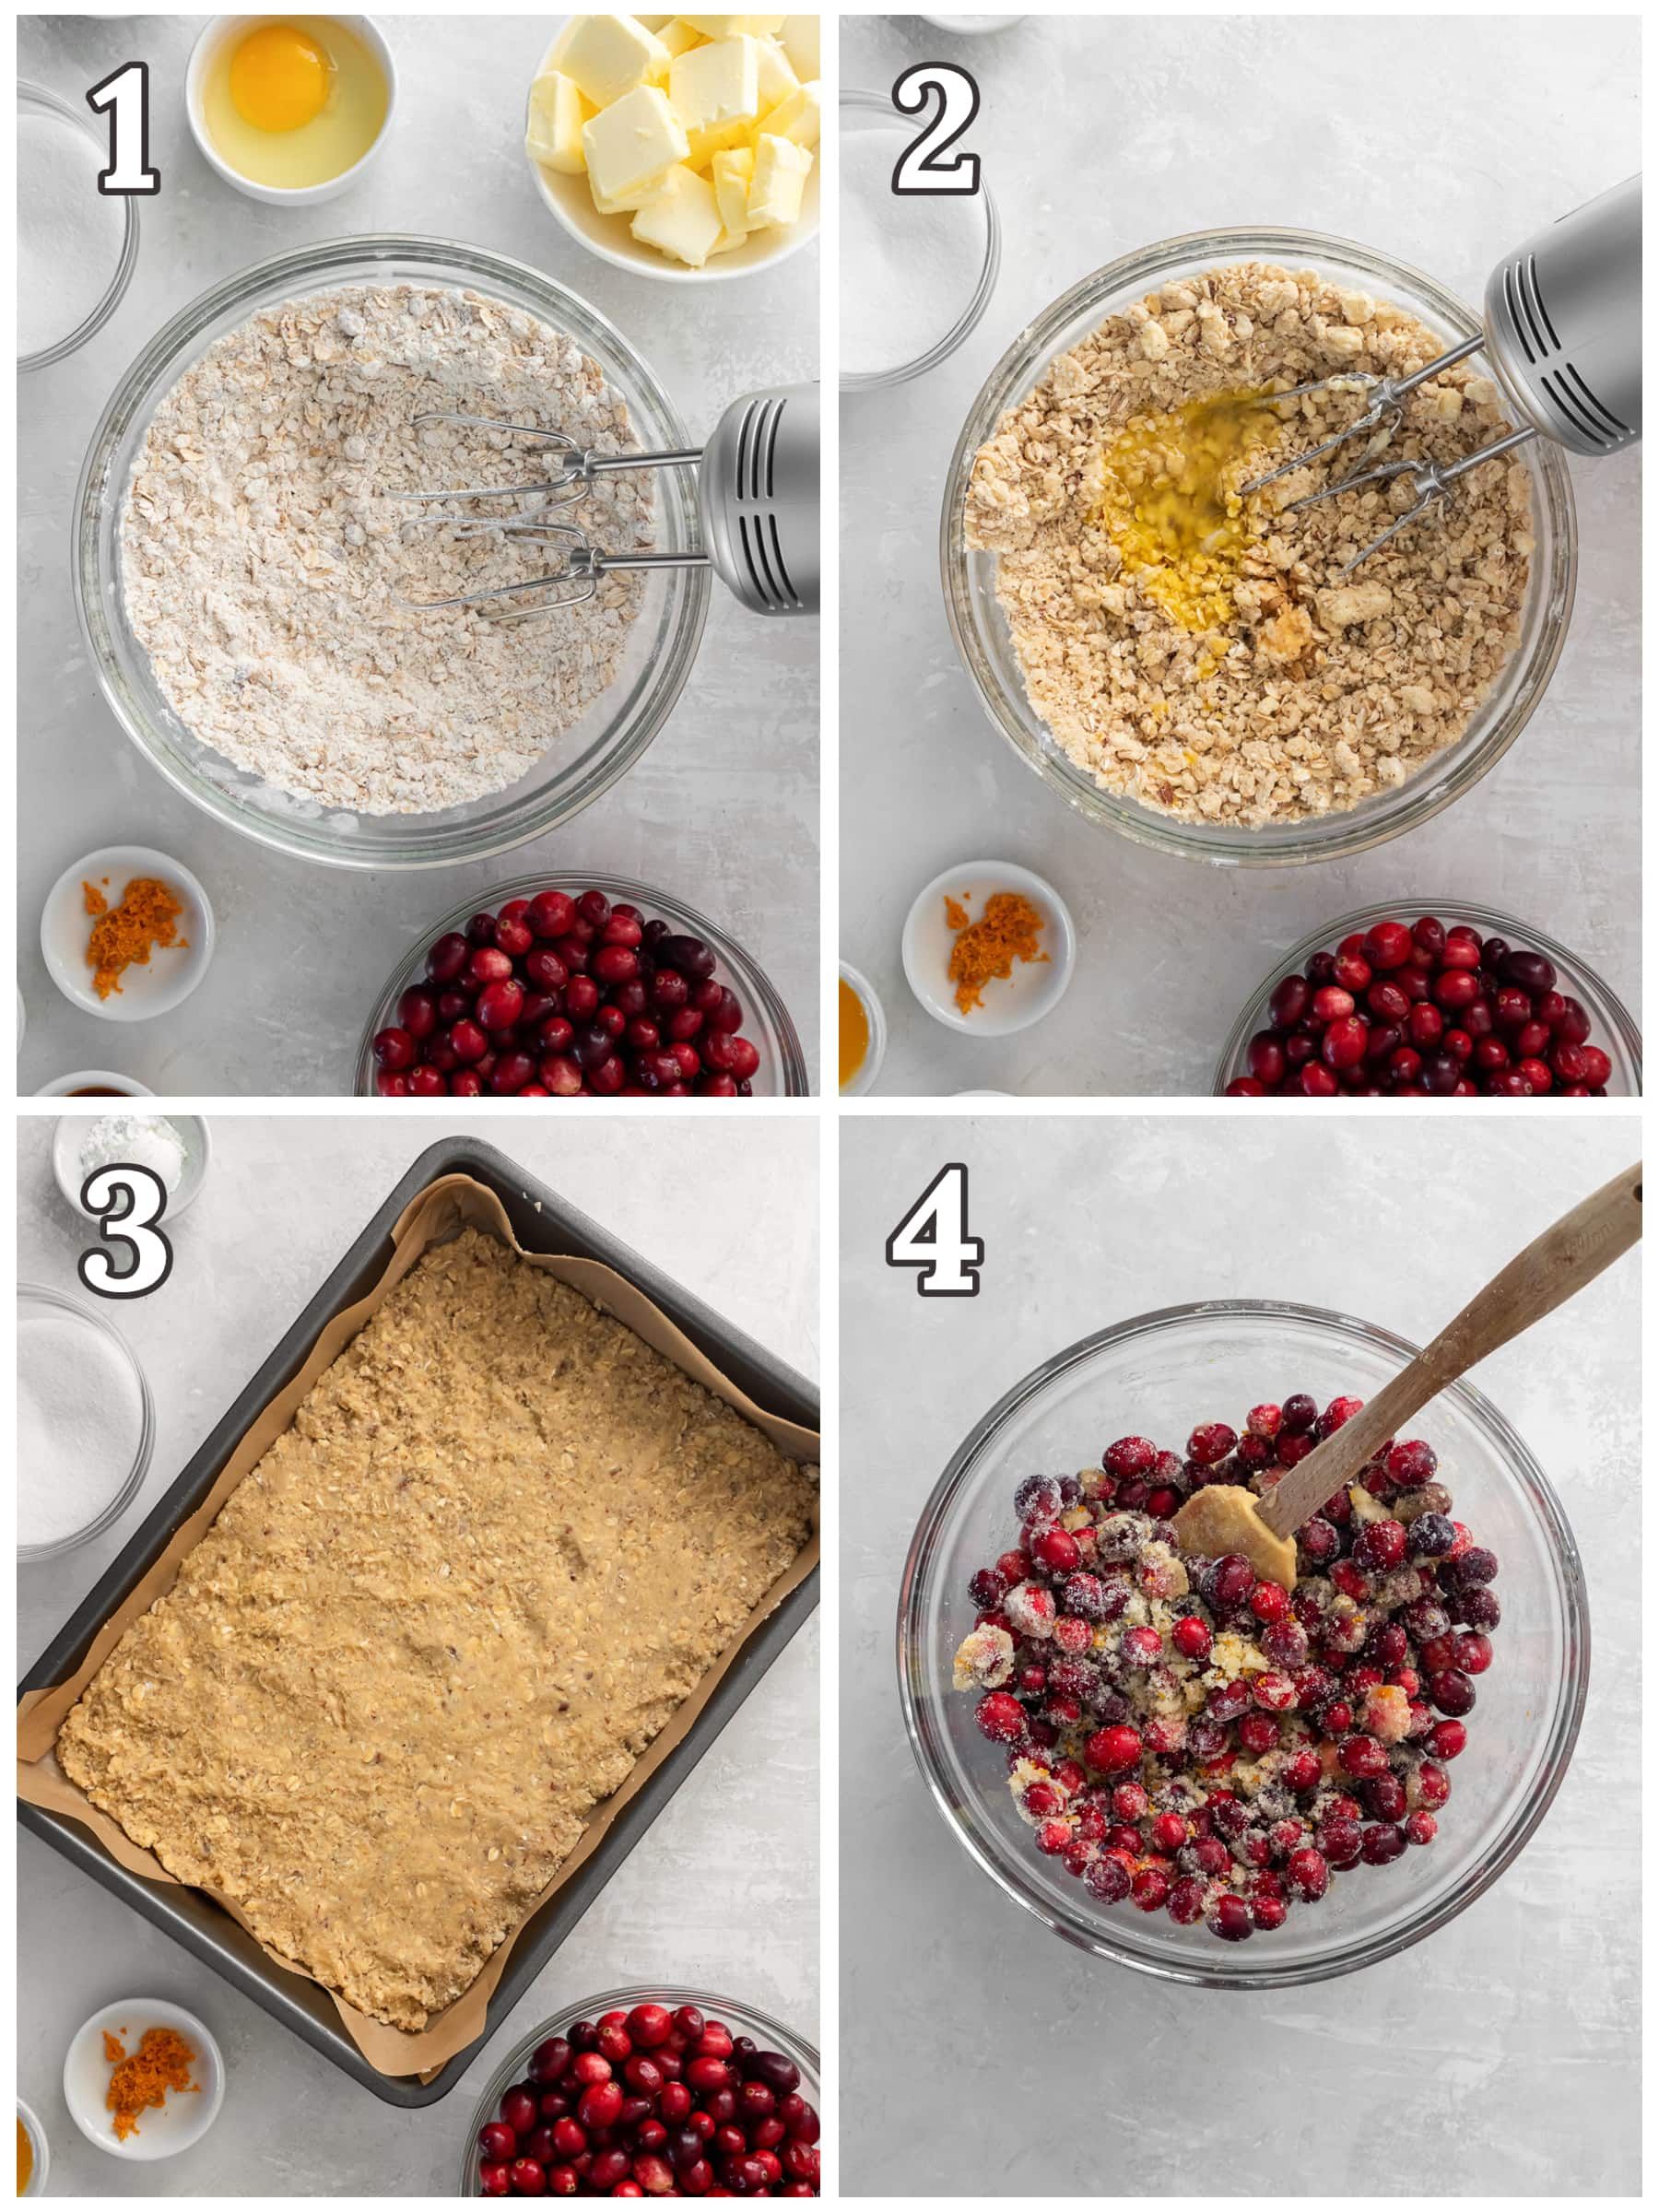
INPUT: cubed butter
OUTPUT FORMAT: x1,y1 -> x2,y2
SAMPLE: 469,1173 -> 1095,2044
550,13 -> 673,107
762,76 -> 819,148
630,163 -> 725,266
656,18 -> 704,60
747,131 -> 811,229
752,33 -> 798,111
712,144 -> 756,234
779,15 -> 818,77
526,71 -> 591,175
680,14 -> 784,34
669,35 -> 759,137
582,83 -> 689,205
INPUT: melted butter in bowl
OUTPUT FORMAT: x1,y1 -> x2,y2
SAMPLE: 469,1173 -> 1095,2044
1091,390 -> 1284,634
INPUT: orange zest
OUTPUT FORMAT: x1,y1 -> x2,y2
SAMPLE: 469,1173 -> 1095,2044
945,889 -> 1049,1015
86,877 -> 188,1002
105,2025 -> 200,2142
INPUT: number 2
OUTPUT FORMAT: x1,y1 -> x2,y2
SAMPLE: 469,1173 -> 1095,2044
886,1163 -> 983,1298
890,64 -> 981,197
78,1164 -> 174,1299
87,60 -> 160,195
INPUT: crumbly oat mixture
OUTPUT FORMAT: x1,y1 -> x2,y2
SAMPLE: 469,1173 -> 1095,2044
121,284 -> 652,815
57,1230 -> 816,2031
966,263 -> 1535,828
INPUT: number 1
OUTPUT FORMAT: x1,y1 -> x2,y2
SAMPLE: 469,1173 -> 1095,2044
87,60 -> 160,195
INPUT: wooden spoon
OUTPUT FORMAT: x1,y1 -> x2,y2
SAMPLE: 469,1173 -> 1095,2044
1173,1160 -> 1641,1589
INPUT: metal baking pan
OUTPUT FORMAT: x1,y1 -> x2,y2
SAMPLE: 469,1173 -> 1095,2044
18,1136 -> 819,2108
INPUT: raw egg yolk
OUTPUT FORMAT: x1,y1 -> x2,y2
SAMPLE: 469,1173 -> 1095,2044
229,25 -> 332,133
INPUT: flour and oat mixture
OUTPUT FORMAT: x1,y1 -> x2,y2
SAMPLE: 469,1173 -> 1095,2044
966,264 -> 1535,829
121,284 -> 653,816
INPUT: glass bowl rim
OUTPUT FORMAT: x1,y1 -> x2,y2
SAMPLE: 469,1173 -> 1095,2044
1211,896 -> 1642,1095
896,1293 -> 1591,1988
72,230 -> 711,871
839,88 -> 1002,393
938,221 -> 1579,868
18,1281 -> 156,1560
19,79 -> 141,372
455,1981 -> 820,2196
354,867 -> 809,1097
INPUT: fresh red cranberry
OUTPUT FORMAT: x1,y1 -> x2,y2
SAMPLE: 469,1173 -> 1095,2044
975,1691 -> 1026,1744
1187,1421 -> 1237,1465
1428,1668 -> 1476,1716
1207,1895 -> 1253,1942
1172,1617 -> 1212,1661
1427,1719 -> 1467,1760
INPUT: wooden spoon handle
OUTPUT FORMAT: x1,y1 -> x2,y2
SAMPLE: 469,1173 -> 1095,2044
1258,1160 -> 1641,1541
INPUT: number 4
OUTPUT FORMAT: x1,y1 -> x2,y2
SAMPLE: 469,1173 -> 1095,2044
886,1163 -> 983,1298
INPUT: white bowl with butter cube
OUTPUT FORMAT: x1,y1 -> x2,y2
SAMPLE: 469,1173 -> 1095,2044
527,14 -> 820,282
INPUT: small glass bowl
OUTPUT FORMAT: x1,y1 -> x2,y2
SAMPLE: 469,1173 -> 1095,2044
355,871 -> 808,1097
75,235 -> 710,870
838,960 -> 887,1095
19,82 -> 140,372
18,1284 -> 155,1560
899,1299 -> 1589,1988
456,1985 -> 820,2196
940,225 -> 1577,866
840,89 -> 1001,392
1213,899 -> 1641,1096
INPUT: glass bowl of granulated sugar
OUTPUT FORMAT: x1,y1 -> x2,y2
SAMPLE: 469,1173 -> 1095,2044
18,1286 -> 155,1561
841,89 -> 1001,391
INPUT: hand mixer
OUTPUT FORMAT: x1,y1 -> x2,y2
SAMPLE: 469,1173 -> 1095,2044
1242,176 -> 1641,575
390,381 -> 819,619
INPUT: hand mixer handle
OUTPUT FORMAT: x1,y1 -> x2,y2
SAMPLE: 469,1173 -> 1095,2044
585,446 -> 705,479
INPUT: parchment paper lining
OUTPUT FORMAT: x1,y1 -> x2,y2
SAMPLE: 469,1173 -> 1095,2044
18,1172 -> 818,2076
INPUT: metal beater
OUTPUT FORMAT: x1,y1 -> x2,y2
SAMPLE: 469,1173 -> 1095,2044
1242,177 -> 1641,574
390,381 -> 820,618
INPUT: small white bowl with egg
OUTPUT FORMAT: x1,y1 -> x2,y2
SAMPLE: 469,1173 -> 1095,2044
41,845 -> 215,1022
53,1112 -> 211,1223
902,861 -> 1077,1037
186,14 -> 396,206
528,15 -> 820,283
64,2001 -> 225,2161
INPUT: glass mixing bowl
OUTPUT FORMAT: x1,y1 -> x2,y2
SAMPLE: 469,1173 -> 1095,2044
75,235 -> 710,870
940,226 -> 1578,867
355,870 -> 807,1097
898,1300 -> 1590,1988
456,1985 -> 820,2196
1213,898 -> 1641,1096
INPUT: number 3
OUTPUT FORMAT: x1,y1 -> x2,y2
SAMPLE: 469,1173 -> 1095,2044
890,63 -> 982,197
886,1163 -> 983,1298
78,1164 -> 174,1299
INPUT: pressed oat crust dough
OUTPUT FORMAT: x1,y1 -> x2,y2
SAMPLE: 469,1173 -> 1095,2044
57,1230 -> 816,2031
965,262 -> 1535,828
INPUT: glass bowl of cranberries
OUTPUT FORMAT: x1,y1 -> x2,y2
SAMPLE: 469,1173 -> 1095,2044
358,875 -> 808,1098
1215,902 -> 1641,1097
899,1300 -> 1589,1987
459,1988 -> 821,2197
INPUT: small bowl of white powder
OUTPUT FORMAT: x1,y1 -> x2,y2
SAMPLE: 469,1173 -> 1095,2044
53,1112 -> 210,1222
19,81 -> 139,372
18,1285 -> 154,1560
841,88 -> 1000,391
